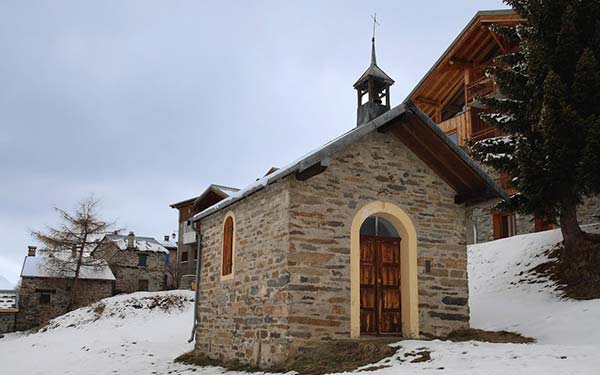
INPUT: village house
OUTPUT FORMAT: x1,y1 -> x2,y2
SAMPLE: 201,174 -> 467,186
92,232 -> 170,293
185,32 -> 508,368
169,184 -> 238,288
0,278 -> 17,334
160,232 -> 178,289
16,246 -> 114,330
407,9 -> 600,243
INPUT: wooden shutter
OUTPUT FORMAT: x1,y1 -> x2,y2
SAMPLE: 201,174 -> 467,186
222,216 -> 234,276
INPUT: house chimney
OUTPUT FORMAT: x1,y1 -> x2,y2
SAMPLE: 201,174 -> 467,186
164,235 -> 170,242
127,231 -> 135,249
28,246 -> 37,257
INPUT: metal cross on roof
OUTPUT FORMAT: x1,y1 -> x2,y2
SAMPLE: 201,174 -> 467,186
371,13 -> 380,40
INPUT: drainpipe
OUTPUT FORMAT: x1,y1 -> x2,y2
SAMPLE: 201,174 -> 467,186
188,220 -> 202,343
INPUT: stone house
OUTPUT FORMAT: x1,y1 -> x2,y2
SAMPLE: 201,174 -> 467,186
406,9 -> 600,243
0,283 -> 17,334
16,246 -> 114,330
91,232 -> 169,293
185,38 -> 507,368
169,184 -> 239,289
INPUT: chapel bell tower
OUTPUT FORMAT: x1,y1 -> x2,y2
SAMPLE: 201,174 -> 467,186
354,31 -> 395,126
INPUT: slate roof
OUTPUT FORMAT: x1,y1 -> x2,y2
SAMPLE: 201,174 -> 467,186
103,234 -> 169,253
192,99 -> 509,222
21,254 -> 115,281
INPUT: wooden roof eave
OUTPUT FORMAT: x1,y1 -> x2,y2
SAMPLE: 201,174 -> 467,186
397,102 -> 509,204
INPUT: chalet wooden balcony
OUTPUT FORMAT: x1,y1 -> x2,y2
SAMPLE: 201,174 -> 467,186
438,109 -> 500,146
466,76 -> 495,104
471,126 -> 501,142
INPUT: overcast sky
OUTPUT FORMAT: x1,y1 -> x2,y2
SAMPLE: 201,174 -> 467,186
0,0 -> 508,284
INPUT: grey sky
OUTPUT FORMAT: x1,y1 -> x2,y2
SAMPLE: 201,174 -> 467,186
0,0 -> 508,284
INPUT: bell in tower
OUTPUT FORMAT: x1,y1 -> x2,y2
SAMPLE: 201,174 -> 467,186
354,33 -> 394,126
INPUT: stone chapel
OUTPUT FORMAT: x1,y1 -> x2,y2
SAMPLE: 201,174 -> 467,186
187,35 -> 507,368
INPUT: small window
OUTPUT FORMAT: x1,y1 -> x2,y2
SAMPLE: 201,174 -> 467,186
165,253 -> 170,265
138,279 -> 149,291
39,293 -> 51,305
138,254 -> 147,267
163,274 -> 168,288
493,212 -> 516,239
181,251 -> 188,263
222,214 -> 235,277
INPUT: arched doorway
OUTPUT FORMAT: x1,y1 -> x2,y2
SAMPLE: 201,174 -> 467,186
359,216 -> 402,335
350,201 -> 419,338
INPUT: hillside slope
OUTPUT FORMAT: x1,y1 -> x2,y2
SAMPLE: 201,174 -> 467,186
1,226 -> 599,374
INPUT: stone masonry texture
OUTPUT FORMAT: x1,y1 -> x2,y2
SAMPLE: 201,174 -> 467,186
16,277 -> 112,330
93,243 -> 167,293
194,131 -> 470,368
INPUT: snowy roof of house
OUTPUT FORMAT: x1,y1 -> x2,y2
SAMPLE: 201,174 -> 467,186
192,100 -> 509,222
169,184 -> 239,209
0,290 -> 17,310
21,254 -> 115,281
158,233 -> 178,250
104,234 -> 169,253
0,275 -> 14,291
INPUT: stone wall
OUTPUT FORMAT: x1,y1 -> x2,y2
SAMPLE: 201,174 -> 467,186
94,244 -> 167,293
194,130 -> 471,368
16,277 -> 112,330
286,131 -> 469,351
194,180 -> 291,368
0,312 -> 17,333
467,195 -> 600,244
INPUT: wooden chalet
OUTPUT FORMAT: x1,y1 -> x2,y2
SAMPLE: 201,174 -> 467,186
408,9 -> 525,147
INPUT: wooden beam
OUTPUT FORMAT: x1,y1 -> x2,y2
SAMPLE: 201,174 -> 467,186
414,96 -> 440,106
296,158 -> 331,181
449,57 -> 476,69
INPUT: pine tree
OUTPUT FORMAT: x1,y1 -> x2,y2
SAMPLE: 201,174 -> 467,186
470,0 -> 600,248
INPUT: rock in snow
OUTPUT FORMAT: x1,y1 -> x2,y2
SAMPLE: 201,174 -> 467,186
1,226 -> 600,374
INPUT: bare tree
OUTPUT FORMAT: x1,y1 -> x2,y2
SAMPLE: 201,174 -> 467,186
32,196 -> 118,310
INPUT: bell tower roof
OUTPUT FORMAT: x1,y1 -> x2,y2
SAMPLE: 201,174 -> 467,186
353,37 -> 395,88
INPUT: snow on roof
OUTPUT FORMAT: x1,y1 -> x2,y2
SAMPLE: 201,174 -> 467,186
192,100 -> 508,222
21,254 -> 115,281
0,275 -> 14,290
0,290 -> 17,310
105,234 -> 169,253
159,233 -> 177,249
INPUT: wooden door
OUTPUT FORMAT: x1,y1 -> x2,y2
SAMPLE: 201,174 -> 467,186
360,235 -> 402,335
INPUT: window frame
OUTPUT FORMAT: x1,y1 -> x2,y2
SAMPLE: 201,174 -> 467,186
39,293 -> 51,305
221,211 -> 236,281
492,211 -> 517,239
181,251 -> 189,263
138,254 -> 148,267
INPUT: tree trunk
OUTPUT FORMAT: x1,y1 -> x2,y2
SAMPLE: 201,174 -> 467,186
559,201 -> 584,248
67,233 -> 87,311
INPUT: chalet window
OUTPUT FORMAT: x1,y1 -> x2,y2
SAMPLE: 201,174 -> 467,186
181,251 -> 188,263
222,213 -> 235,278
493,212 -> 517,239
164,253 -> 170,265
39,293 -> 51,304
138,279 -> 149,291
534,217 -> 554,232
138,254 -> 147,267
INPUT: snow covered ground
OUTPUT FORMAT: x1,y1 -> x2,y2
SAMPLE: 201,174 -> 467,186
1,225 -> 599,374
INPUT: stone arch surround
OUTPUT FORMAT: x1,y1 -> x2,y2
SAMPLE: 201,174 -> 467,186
350,200 -> 419,338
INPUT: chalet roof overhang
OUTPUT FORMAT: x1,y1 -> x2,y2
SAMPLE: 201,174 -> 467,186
169,184 -> 239,210
406,9 -> 526,118
192,100 -> 508,222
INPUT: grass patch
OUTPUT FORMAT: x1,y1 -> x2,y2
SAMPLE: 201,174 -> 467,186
445,328 -> 535,344
176,339 -> 398,375
175,351 -> 263,373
